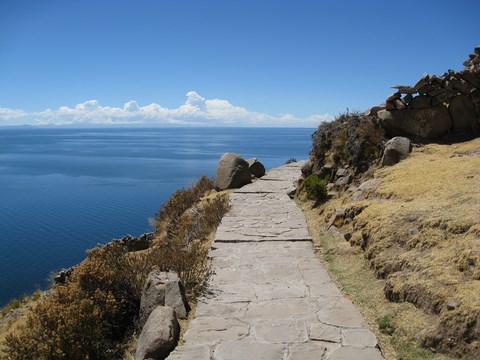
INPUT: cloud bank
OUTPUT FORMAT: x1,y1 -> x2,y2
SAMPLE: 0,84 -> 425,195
0,91 -> 332,127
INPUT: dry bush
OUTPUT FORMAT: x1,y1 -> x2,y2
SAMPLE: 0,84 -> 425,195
4,242 -> 146,359
149,194 -> 230,296
155,176 -> 214,236
311,111 -> 385,175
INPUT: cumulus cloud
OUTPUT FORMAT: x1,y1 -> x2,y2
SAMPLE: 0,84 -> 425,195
0,92 -> 332,127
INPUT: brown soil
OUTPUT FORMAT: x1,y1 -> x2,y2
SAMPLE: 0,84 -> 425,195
302,137 -> 480,359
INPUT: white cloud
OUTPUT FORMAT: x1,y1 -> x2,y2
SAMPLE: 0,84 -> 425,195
0,107 -> 27,119
0,92 -> 332,127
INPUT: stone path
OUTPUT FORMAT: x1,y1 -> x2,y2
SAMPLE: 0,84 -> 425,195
167,161 -> 383,360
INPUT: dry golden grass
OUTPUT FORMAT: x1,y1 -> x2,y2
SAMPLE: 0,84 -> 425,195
301,138 -> 480,359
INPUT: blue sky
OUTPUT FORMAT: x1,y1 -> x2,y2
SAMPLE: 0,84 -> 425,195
0,0 -> 479,127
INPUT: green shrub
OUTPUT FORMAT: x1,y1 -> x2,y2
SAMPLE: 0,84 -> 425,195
285,157 -> 297,164
302,174 -> 328,202
377,314 -> 395,335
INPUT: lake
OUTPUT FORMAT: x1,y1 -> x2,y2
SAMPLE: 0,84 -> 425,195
0,127 -> 314,306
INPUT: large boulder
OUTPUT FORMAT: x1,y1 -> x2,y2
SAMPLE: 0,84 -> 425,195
135,306 -> 179,360
448,95 -> 479,134
214,153 -> 252,191
378,106 -> 452,140
139,271 -> 189,328
247,158 -> 266,178
381,137 -> 412,167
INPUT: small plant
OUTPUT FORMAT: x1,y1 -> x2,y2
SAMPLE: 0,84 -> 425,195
377,314 -> 395,335
285,157 -> 297,164
302,174 -> 328,202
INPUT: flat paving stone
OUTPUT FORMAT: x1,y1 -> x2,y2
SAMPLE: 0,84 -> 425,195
166,161 -> 382,359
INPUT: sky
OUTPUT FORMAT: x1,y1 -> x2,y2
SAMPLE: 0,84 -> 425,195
0,0 -> 479,127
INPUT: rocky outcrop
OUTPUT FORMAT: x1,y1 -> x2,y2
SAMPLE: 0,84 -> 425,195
139,271 -> 189,328
214,153 -> 252,191
136,306 -> 180,360
53,266 -> 76,285
370,46 -> 480,140
378,105 -> 452,140
117,233 -> 154,252
247,158 -> 266,178
381,137 -> 412,167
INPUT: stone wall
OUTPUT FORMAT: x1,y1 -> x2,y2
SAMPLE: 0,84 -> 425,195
367,46 -> 480,140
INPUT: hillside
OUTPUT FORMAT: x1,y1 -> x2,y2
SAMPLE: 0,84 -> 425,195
302,137 -> 480,358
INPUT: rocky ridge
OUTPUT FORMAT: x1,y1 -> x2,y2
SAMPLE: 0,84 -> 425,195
367,46 -> 480,140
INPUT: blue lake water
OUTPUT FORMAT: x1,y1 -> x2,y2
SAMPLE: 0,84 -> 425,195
0,127 -> 314,306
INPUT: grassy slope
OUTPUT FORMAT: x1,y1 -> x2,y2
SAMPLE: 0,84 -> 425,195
301,137 -> 480,359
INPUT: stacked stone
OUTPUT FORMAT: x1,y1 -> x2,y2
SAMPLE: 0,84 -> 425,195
367,46 -> 480,139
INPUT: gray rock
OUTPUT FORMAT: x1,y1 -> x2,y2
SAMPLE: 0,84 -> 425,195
381,136 -> 412,167
386,92 -> 401,102
140,271 -> 189,327
431,91 -> 455,106
365,104 -> 386,116
408,227 -> 420,236
446,301 -> 459,311
449,95 -> 479,133
335,168 -> 348,178
451,78 -> 473,95
350,178 -> 381,202
379,106 -> 452,140
317,164 -> 333,180
120,233 -> 153,252
410,95 -> 431,109
136,306 -> 180,360
247,158 -> 266,178
460,70 -> 480,88
327,207 -> 346,229
300,161 -> 313,177
413,77 -> 426,91
417,84 -> 435,95
165,280 -> 190,319
214,153 -> 252,191
395,99 -> 406,110
391,85 -> 416,94
335,175 -> 352,187
427,88 -> 446,98
443,79 -> 454,92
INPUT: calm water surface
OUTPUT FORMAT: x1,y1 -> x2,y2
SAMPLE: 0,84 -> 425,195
0,127 -> 313,306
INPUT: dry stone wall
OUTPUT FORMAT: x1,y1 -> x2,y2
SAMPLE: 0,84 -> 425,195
368,46 -> 480,140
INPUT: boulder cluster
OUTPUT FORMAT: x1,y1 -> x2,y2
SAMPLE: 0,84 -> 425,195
136,270 -> 190,360
214,153 -> 266,191
367,46 -> 480,140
